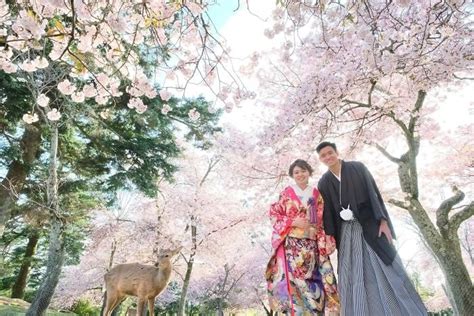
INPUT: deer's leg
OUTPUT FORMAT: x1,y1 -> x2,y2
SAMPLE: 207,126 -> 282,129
103,292 -> 116,316
148,297 -> 155,316
105,293 -> 122,316
137,298 -> 146,316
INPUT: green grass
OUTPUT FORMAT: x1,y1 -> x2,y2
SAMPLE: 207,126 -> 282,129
0,304 -> 77,316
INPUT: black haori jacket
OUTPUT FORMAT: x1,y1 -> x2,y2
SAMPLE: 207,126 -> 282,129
318,160 -> 397,265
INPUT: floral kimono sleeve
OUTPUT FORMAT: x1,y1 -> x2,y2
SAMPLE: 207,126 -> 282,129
315,194 -> 340,312
315,194 -> 337,259
269,194 -> 293,249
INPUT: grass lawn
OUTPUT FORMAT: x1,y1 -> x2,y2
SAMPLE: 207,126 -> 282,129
0,296 -> 76,316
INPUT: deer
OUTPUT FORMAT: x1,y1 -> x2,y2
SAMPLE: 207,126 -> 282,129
102,246 -> 182,316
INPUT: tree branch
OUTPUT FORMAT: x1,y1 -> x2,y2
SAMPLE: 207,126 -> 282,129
367,79 -> 377,106
408,90 -> 426,134
372,142 -> 402,164
199,157 -> 220,187
450,201 -> 474,232
387,110 -> 410,137
197,219 -> 245,246
454,74 -> 474,80
388,198 -> 410,210
436,186 -> 464,229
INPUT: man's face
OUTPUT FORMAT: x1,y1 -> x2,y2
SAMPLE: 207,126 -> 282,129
318,146 -> 339,168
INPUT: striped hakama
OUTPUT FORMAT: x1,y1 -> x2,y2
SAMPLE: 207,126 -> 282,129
338,220 -> 427,316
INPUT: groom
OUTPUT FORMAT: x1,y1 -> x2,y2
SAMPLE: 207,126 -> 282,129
316,141 -> 426,315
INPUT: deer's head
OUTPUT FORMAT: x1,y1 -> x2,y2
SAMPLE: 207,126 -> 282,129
155,246 -> 182,268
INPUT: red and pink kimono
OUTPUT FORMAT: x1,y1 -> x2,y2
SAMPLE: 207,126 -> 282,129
265,186 -> 339,315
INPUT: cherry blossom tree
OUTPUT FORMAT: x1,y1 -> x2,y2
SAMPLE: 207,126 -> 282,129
0,2 -> 252,314
53,146 -> 267,314
0,0 -> 250,118
52,191 -> 160,308
153,146 -> 254,316
0,0 -> 251,237
251,0 -> 473,313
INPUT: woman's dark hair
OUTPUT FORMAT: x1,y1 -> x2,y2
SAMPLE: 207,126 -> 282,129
316,141 -> 337,153
288,159 -> 313,177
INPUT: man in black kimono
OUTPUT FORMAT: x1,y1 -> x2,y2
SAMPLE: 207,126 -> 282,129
316,141 -> 426,316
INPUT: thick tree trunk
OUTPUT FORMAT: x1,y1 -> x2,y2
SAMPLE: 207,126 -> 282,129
177,222 -> 196,316
374,89 -> 474,315
437,235 -> 474,315
398,169 -> 474,316
0,124 -> 42,236
26,123 -> 65,316
25,218 -> 65,316
409,200 -> 474,315
11,229 -> 40,299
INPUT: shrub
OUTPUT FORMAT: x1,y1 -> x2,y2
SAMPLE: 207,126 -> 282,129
70,299 -> 100,316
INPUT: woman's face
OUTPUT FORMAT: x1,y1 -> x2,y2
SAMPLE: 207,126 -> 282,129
292,166 -> 310,186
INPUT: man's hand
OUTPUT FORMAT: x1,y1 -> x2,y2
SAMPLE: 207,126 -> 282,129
378,219 -> 393,244
293,217 -> 310,229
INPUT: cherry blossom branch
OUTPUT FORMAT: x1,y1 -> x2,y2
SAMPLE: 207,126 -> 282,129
408,90 -> 426,134
454,74 -> 474,80
197,219 -> 245,247
371,142 -> 402,164
57,0 -> 76,61
199,157 -> 221,187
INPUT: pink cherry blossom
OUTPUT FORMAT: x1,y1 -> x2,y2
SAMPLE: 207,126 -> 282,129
82,84 -> 97,98
11,10 -> 47,40
46,108 -> 61,121
22,112 -> 39,124
159,89 -> 172,101
161,103 -> 172,115
1,61 -> 18,73
99,109 -> 110,119
57,79 -> 76,95
34,56 -> 49,69
37,93 -> 49,107
71,91 -> 85,103
95,94 -> 109,105
188,108 -> 200,122
135,102 -> 147,114
19,59 -> 38,72
127,97 -> 144,110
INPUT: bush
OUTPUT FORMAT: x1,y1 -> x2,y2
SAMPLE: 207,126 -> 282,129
428,308 -> 454,316
22,289 -> 37,303
71,299 -> 100,316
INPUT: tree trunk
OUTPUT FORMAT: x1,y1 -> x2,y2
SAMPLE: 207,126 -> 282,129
0,124 -> 42,236
26,123 -> 65,316
398,167 -> 474,315
11,229 -> 40,299
374,89 -> 474,315
101,240 -> 119,316
392,171 -> 474,315
437,236 -> 473,315
217,300 -> 224,316
177,221 -> 196,316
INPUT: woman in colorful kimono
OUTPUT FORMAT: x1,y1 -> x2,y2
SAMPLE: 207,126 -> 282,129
266,159 -> 339,316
